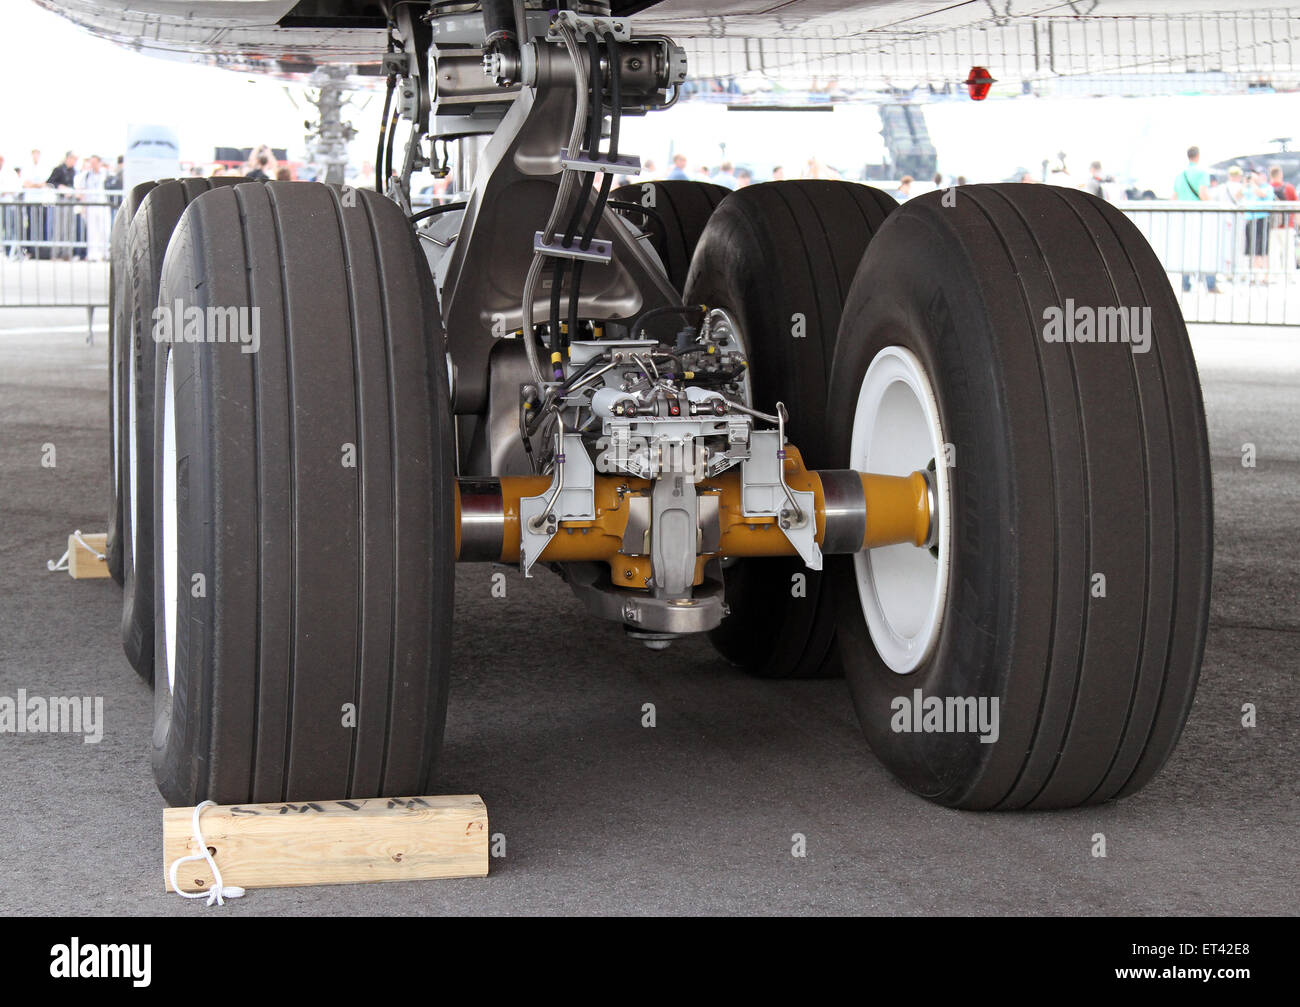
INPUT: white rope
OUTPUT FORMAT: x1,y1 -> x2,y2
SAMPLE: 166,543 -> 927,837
167,801 -> 247,906
46,530 -> 105,572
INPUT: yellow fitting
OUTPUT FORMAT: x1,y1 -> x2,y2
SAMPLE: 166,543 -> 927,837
861,471 -> 932,549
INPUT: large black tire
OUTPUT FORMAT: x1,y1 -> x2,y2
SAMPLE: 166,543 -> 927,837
105,182 -> 158,586
827,184 -> 1212,809
684,180 -> 898,678
611,180 -> 732,291
151,181 -> 456,805
121,177 -> 255,686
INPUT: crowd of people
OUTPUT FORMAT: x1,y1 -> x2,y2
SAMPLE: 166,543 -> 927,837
1173,145 -> 1297,290
0,149 -> 124,260
7,138 -> 1296,284
630,143 -> 1297,289
0,144 -> 295,261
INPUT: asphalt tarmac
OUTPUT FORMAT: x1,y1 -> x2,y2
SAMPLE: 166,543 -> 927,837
0,311 -> 1295,916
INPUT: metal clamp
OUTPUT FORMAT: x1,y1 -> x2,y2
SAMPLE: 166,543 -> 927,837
533,231 -> 613,264
547,11 -> 633,43
560,148 -> 641,175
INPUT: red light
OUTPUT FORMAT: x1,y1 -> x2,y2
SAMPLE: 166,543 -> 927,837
965,66 -> 995,101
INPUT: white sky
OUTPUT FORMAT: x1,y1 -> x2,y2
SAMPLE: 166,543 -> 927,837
3,0 -> 1297,191
0,2 -> 367,169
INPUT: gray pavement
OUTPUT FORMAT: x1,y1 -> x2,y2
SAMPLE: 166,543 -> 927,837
0,310 -> 1295,916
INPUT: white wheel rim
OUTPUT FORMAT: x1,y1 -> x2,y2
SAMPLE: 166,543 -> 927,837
850,346 -> 950,674
127,331 -> 138,571
161,347 -> 178,694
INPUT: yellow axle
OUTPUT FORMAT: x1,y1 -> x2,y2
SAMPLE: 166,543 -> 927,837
455,446 -> 932,582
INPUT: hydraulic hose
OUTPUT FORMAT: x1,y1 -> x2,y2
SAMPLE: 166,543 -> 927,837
521,20 -> 590,387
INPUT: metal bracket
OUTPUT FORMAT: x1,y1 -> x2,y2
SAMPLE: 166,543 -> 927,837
564,562 -> 727,635
548,11 -> 633,43
741,429 -> 822,570
533,231 -> 613,264
560,148 -> 641,175
519,431 -> 596,576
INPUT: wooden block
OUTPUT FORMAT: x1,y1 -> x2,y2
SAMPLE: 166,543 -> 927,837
163,795 -> 489,893
67,533 -> 109,579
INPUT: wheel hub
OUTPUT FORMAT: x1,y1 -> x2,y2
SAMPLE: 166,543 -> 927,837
849,346 -> 950,674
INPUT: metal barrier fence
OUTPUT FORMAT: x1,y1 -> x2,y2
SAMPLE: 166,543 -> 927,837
1118,200 -> 1300,326
0,191 -> 120,341
3,190 -> 1296,335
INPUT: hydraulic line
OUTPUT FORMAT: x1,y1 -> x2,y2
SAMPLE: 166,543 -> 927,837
568,32 -> 622,346
548,258 -> 567,364
607,198 -> 665,232
520,20 -> 589,388
409,200 -> 467,223
375,71 -> 395,193
551,32 -> 602,361
383,103 -> 399,195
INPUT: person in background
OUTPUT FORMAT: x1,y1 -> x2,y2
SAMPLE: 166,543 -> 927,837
1240,167 -> 1275,283
1085,160 -> 1112,200
932,171 -> 944,189
78,154 -> 111,261
244,144 -> 278,179
1174,145 -> 1219,294
667,153 -> 688,180
104,155 -> 124,229
245,151 -> 271,181
21,148 -> 53,258
711,161 -> 738,189
355,160 -> 376,190
275,166 -> 292,181
45,151 -> 76,189
1267,163 -> 1297,272
696,164 -> 711,180
956,175 -> 967,186
1046,154 -> 1075,189
1214,165 -> 1244,203
106,155 -> 123,191
22,148 -> 46,190
805,156 -> 839,179
46,150 -> 79,261
894,175 -> 913,202
640,159 -> 656,181
0,155 -> 21,259
771,165 -> 785,181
